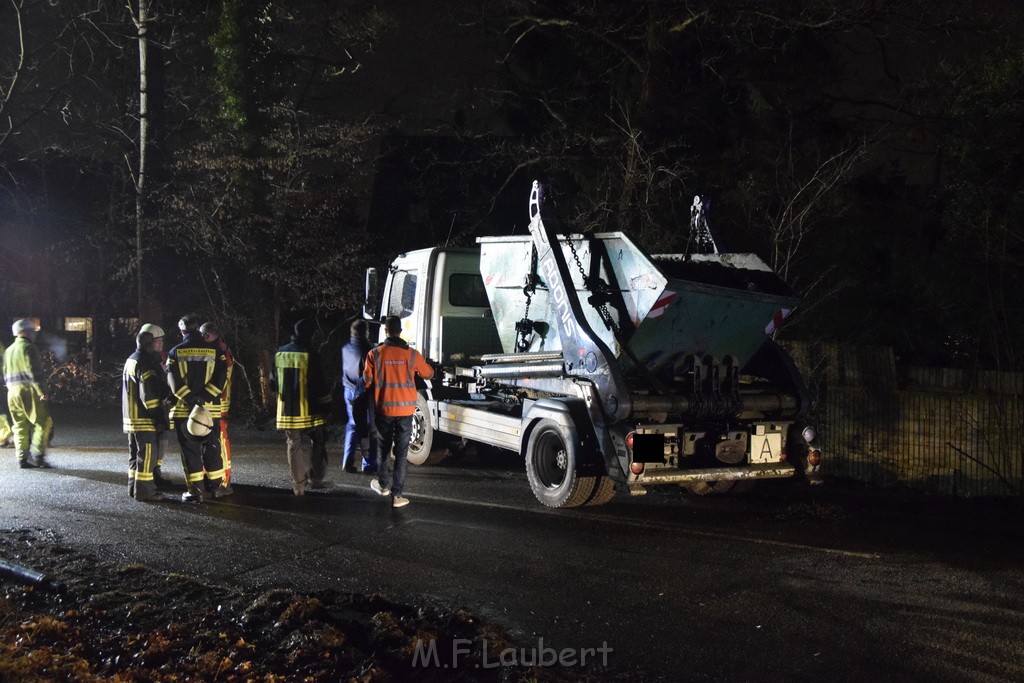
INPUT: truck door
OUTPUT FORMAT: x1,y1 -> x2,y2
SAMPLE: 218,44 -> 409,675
380,250 -> 436,350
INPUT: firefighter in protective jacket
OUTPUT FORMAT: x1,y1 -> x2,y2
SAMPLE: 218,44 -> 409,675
201,322 -> 234,495
166,314 -> 228,502
122,330 -> 169,501
271,319 -> 332,495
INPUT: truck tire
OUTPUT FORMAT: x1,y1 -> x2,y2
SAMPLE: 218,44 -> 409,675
584,477 -> 617,506
407,394 -> 447,466
525,418 -> 596,508
681,479 -> 755,496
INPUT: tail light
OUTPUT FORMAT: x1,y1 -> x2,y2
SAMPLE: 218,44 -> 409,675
807,449 -> 821,467
625,431 -> 635,450
629,462 -> 645,475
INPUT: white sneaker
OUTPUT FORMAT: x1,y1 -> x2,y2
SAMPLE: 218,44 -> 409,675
370,480 -> 390,496
392,495 -> 410,508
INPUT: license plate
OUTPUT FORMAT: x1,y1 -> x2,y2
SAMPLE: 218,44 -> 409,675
749,432 -> 783,463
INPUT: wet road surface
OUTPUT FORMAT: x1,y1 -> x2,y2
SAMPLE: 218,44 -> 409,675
2,407 -> 1023,680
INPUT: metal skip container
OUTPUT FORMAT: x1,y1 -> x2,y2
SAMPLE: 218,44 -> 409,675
478,232 -> 800,379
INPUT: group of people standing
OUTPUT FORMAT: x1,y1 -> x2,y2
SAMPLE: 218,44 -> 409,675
276,314 -> 435,508
122,312 -> 434,508
4,313 -> 435,508
122,315 -> 234,503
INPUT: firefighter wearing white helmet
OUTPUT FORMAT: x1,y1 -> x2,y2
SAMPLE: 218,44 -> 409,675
121,330 -> 170,501
140,323 -> 165,357
3,319 -> 53,468
166,314 -> 228,503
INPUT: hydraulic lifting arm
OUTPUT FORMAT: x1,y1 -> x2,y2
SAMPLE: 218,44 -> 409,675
526,180 -> 633,423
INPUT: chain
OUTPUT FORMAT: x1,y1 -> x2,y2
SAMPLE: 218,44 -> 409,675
568,235 -> 672,396
515,246 -> 540,352
568,239 -> 587,280
522,245 -> 538,318
568,237 -> 620,335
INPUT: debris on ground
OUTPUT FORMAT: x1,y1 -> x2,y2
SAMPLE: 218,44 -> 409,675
0,529 -> 626,681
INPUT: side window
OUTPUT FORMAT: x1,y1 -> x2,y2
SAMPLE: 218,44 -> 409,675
448,273 -> 490,308
387,270 -> 418,318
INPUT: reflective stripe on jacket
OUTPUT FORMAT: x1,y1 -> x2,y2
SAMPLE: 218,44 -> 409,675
3,337 -> 46,395
166,332 -> 227,419
122,349 -> 169,433
363,337 -> 434,417
273,340 -> 331,430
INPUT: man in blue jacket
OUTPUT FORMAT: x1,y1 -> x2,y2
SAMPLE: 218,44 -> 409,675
340,319 -> 378,474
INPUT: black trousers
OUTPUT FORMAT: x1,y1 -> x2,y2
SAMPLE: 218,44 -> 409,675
174,418 -> 225,492
128,431 -> 159,498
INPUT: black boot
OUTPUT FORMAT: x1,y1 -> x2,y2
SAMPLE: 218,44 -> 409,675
153,466 -> 172,489
135,483 -> 166,502
29,453 -> 52,469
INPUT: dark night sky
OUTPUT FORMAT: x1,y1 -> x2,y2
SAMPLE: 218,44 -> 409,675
325,2 -> 506,135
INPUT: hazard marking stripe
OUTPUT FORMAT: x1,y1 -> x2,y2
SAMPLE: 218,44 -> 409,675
647,290 -> 677,319
765,308 -> 791,334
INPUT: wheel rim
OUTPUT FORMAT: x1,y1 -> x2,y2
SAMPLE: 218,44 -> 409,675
533,429 -> 568,489
410,408 -> 426,452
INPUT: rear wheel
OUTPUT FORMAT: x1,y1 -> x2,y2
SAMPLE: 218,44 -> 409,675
585,477 -> 617,506
525,419 -> 595,508
407,394 -> 448,466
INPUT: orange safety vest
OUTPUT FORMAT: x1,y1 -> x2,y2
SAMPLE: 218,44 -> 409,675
363,339 -> 434,417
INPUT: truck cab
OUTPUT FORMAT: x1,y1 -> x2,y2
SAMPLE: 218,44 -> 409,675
372,248 -> 501,365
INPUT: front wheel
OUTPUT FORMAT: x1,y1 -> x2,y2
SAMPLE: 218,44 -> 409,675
407,394 -> 447,466
525,419 -> 595,508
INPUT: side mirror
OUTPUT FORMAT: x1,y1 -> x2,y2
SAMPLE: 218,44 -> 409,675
363,267 -> 380,320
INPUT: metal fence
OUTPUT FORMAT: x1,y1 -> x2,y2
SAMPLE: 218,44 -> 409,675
786,342 -> 1024,497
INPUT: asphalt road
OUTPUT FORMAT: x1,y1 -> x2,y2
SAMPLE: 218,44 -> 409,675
3,407 -> 1023,681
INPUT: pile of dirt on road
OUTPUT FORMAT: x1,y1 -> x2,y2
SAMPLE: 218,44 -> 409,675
0,528 -> 623,682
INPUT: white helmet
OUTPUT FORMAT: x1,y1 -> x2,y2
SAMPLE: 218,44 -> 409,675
12,319 -> 37,336
140,323 -> 165,339
186,404 -> 213,438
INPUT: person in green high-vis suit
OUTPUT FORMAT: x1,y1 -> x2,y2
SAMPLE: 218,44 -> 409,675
0,338 -> 11,448
4,319 -> 53,468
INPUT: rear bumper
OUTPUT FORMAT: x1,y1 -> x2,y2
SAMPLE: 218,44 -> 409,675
630,462 -> 796,485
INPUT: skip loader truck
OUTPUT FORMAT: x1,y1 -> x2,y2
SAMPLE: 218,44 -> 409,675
364,181 -> 822,508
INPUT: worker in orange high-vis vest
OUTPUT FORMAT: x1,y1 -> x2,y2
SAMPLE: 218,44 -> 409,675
363,315 -> 434,508
201,322 -> 234,496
